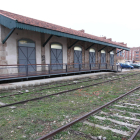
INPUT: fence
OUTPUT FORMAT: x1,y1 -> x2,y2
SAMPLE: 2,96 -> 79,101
0,63 -> 121,80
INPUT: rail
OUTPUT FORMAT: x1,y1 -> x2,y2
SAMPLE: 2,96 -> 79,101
37,86 -> 140,140
0,72 -> 137,108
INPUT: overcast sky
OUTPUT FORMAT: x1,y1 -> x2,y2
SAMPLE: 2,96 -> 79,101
0,0 -> 140,48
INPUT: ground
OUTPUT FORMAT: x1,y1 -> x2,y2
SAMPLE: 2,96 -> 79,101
0,71 -> 140,140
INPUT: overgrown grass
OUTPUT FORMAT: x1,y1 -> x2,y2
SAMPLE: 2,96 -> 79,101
0,72 -> 140,139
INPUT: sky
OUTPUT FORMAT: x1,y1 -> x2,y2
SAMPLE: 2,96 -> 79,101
0,0 -> 140,48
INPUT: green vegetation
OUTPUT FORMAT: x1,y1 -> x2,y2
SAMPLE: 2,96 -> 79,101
0,72 -> 140,139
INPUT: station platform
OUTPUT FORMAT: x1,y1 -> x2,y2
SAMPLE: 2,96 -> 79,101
0,69 -> 135,91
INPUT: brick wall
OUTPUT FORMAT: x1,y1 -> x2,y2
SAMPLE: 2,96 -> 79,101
0,25 -> 8,66
41,33 -> 45,65
78,41 -> 85,64
129,47 -> 140,62
85,42 -> 89,63
117,47 -> 140,63
67,38 -> 74,64
114,48 -> 117,64
67,39 -> 84,63
0,25 -> 8,74
67,38 -> 117,66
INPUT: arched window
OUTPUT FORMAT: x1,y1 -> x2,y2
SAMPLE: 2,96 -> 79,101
89,48 -> 95,52
18,39 -> 35,47
89,48 -> 96,67
110,51 -> 114,54
18,39 -> 36,73
101,50 -> 106,54
74,46 -> 82,51
51,43 -> 63,70
51,43 -> 62,49
74,46 -> 82,68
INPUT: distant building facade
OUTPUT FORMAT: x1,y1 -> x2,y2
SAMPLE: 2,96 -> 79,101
127,47 -> 140,62
116,47 -> 140,63
116,47 -> 127,63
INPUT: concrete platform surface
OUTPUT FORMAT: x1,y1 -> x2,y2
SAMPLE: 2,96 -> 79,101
0,72 -> 115,91
0,69 -> 137,91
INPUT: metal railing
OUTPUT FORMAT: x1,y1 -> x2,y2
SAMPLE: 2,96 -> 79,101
0,63 -> 121,80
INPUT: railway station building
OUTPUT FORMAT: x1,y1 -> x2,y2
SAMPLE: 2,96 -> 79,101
0,10 -> 129,81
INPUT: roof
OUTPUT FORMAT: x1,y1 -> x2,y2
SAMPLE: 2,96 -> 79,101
0,10 -> 129,51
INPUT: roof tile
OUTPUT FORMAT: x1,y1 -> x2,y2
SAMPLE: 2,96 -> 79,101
0,10 -> 127,48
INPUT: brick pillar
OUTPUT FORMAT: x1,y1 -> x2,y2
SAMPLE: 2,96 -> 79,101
67,38 -> 74,64
0,43 -> 7,65
106,47 -> 110,69
41,33 -> 45,70
0,25 -> 1,45
97,44 -> 101,63
85,42 -> 90,69
106,47 -> 109,64
114,49 -> 117,64
82,44 -> 85,64
0,25 -> 8,74
67,38 -> 74,70
85,42 -> 89,63
114,48 -> 117,70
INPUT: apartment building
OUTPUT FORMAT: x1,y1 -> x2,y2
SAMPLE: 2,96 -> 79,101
117,47 -> 140,63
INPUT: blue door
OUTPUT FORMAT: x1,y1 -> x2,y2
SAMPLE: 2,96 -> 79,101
18,39 -> 36,73
51,43 -> 63,70
89,48 -> 96,67
74,46 -> 82,68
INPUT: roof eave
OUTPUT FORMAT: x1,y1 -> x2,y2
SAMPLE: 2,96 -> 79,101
0,14 -> 130,51
0,14 -> 17,29
16,22 -> 129,51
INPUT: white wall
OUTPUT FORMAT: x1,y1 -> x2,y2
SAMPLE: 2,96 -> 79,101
1,26 -> 42,74
1,27 -> 42,65
1,26 -> 68,74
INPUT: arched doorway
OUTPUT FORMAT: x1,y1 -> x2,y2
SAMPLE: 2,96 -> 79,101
110,51 -> 114,65
18,39 -> 36,73
74,46 -> 82,68
89,48 -> 96,67
51,43 -> 63,70
101,50 -> 106,67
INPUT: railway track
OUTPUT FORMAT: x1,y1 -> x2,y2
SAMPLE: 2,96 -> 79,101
0,72 -> 129,98
0,76 -> 103,98
0,73 -> 125,98
37,86 -> 140,140
0,72 -> 138,108
1,71 -> 140,140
